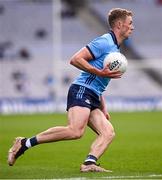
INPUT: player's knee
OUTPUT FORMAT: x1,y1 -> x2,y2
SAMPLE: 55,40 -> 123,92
110,130 -> 115,140
104,128 -> 115,141
109,129 -> 115,141
69,128 -> 84,139
72,131 -> 83,139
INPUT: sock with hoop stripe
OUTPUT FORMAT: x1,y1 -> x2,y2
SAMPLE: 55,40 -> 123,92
84,154 -> 98,165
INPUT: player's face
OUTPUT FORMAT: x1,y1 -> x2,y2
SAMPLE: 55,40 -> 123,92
120,16 -> 134,39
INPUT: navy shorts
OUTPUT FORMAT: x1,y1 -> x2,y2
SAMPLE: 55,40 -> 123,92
66,84 -> 101,111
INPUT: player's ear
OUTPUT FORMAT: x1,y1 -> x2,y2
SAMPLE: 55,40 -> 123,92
116,20 -> 122,29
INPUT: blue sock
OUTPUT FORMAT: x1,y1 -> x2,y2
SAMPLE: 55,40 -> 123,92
84,154 -> 97,165
25,136 -> 38,148
30,136 -> 38,146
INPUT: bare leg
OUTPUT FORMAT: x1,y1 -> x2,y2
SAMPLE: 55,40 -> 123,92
8,106 -> 91,166
36,106 -> 90,144
88,109 -> 115,159
80,109 -> 115,172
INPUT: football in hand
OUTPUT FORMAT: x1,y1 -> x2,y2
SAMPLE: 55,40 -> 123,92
103,52 -> 128,73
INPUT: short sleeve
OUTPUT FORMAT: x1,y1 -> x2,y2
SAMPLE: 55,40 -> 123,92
86,37 -> 108,59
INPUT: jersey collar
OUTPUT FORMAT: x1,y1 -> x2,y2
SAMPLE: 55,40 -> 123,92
109,30 -> 120,49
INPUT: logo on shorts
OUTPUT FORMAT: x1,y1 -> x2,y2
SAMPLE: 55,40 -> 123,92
85,99 -> 91,104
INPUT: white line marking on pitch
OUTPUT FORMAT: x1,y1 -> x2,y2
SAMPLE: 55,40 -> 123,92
100,174 -> 162,179
51,174 -> 162,180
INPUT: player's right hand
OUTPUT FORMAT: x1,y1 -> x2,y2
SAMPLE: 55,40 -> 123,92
100,64 -> 123,78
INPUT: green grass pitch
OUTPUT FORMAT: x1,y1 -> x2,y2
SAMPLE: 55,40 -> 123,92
0,111 -> 162,179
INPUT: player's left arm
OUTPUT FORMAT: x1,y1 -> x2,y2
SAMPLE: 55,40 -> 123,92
100,95 -> 111,120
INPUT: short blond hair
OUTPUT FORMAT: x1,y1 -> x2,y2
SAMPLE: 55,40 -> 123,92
108,8 -> 133,28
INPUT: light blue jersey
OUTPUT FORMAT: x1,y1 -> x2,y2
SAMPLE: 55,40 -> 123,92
73,31 -> 120,96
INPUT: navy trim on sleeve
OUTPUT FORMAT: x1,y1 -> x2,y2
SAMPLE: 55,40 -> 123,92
86,45 -> 95,59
